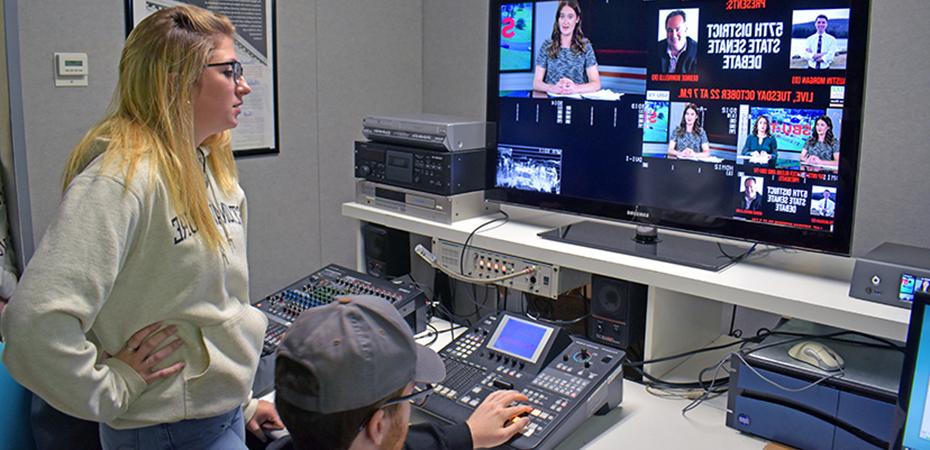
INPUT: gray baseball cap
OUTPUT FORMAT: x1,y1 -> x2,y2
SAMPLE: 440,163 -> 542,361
275,295 -> 445,413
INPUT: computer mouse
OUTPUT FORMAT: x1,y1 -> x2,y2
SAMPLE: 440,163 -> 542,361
787,341 -> 845,372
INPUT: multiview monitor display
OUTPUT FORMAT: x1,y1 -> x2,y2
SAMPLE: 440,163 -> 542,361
486,0 -> 870,254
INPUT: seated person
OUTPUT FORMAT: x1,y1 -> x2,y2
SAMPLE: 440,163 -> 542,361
740,115 -> 778,164
668,103 -> 710,159
652,10 -> 698,74
270,295 -> 533,450
811,190 -> 836,217
800,115 -> 839,170
740,178 -> 762,212
533,0 -> 601,95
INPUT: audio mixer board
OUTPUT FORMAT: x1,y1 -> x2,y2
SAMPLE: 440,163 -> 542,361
418,313 -> 625,450
253,264 -> 428,357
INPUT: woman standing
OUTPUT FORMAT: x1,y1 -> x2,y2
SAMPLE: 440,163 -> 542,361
1,5 -> 280,449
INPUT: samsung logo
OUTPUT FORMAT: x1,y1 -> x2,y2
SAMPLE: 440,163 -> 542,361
627,210 -> 650,219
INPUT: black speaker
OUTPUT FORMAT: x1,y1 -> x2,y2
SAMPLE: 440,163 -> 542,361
362,222 -> 410,279
588,275 -> 647,380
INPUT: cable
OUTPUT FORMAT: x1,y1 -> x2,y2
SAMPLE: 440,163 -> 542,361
761,329 -> 904,353
416,244 -> 536,284
432,301 -> 472,331
626,325 -> 902,372
459,210 -> 511,279
717,242 -> 758,262
628,326 -> 898,415
625,361 -> 731,390
682,353 -> 732,414
733,351 -> 846,392
744,329 -> 903,359
625,338 -> 751,368
521,289 -> 591,326
414,323 -> 441,347
727,304 -> 743,338
525,308 -> 591,326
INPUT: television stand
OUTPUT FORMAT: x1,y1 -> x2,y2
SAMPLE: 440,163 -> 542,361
538,221 -> 749,271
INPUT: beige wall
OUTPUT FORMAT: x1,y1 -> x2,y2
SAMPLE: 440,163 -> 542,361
7,0 -> 422,298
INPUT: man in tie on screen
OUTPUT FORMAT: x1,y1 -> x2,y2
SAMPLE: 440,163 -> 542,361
804,15 -> 838,69
812,189 -> 836,218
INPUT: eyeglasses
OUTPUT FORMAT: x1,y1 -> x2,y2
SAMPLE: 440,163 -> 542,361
206,60 -> 244,86
382,384 -> 433,408
356,384 -> 434,433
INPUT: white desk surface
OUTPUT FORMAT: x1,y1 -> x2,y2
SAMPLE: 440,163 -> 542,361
412,318 -> 768,449
343,201 -> 909,341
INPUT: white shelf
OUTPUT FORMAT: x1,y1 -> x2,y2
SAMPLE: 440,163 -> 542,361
343,201 -> 909,341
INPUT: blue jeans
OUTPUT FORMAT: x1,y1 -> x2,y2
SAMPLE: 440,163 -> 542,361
99,408 -> 245,450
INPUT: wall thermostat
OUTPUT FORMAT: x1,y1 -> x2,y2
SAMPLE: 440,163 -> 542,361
54,52 -> 88,87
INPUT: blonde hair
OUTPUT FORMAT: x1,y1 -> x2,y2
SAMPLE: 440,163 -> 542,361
62,5 -> 238,250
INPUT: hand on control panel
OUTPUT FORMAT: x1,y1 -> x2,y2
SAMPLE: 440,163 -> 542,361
466,390 -> 533,449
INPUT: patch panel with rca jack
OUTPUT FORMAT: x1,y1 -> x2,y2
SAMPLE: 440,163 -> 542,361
415,239 -> 589,299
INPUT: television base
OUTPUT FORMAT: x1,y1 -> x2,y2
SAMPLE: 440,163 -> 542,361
538,221 -> 749,272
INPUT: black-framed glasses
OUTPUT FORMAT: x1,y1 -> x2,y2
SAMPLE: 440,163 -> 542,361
206,60 -> 244,86
382,384 -> 433,408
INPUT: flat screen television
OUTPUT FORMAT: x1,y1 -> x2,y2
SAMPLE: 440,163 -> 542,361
486,0 -> 870,268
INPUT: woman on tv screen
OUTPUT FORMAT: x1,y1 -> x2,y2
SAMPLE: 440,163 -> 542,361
800,115 -> 840,170
532,0 -> 601,95
741,115 -> 779,164
668,103 -> 711,159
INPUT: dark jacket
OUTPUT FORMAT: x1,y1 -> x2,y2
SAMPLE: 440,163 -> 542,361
653,37 -> 699,74
740,193 -> 762,212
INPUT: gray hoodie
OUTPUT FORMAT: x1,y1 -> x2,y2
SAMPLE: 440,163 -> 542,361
1,147 -> 265,429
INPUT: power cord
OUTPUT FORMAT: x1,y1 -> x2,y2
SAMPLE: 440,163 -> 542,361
717,242 -> 758,262
522,291 -> 591,326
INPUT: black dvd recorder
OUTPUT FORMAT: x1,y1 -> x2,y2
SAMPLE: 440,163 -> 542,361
354,140 -> 486,196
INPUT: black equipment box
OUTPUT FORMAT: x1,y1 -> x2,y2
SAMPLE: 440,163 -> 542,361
354,140 -> 486,195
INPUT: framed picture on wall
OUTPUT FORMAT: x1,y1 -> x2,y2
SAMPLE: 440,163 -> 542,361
126,0 -> 279,157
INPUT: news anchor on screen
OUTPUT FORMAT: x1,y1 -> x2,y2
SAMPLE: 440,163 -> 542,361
741,115 -> 778,165
533,0 -> 601,95
804,14 -> 838,69
653,10 -> 698,74
667,103 -> 711,159
800,115 -> 839,170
